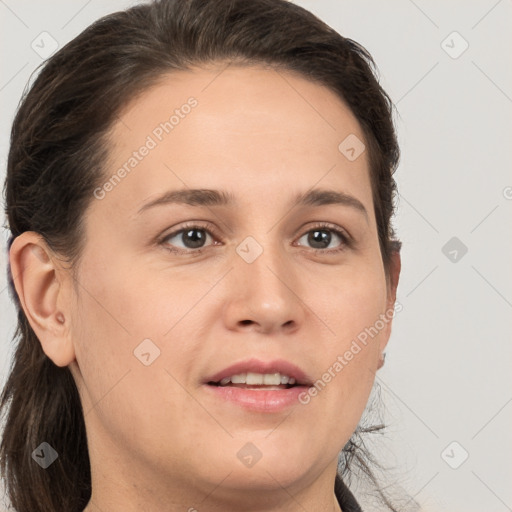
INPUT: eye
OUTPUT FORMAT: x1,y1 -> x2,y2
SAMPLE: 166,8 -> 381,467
295,224 -> 350,253
161,223 -> 218,252
159,221 -> 351,255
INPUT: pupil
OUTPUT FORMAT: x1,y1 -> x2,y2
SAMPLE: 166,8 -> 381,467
309,230 -> 330,249
183,229 -> 205,248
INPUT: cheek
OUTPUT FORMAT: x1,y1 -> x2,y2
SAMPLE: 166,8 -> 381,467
70,282 -> 134,415
318,260 -> 388,349
70,256 -> 210,400
69,256 -> 142,409
70,262 -> 193,452
308,263 -> 387,419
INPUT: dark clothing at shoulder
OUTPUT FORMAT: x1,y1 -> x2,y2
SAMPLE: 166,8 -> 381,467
335,476 -> 363,512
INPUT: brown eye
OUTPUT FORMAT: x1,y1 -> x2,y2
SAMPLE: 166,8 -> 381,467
296,225 -> 350,253
162,225 -> 216,251
307,229 -> 334,249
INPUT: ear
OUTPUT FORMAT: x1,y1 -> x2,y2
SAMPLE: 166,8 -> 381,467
378,248 -> 402,355
9,232 -> 76,367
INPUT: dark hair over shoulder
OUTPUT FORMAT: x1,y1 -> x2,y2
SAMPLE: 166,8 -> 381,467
1,1 -> 401,511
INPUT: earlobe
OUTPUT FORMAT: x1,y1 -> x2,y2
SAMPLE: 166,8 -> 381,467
377,351 -> 386,369
9,232 -> 76,367
386,249 -> 401,306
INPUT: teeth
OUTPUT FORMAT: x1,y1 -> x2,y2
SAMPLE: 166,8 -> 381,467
247,372 -> 264,385
218,372 -> 295,386
263,373 -> 281,385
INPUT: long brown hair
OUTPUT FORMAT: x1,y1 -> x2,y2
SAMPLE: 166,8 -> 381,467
1,1 -> 401,510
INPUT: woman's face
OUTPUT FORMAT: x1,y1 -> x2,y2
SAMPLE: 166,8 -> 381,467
66,65 -> 400,508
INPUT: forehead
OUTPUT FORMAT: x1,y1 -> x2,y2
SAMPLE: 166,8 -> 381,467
99,64 -> 373,217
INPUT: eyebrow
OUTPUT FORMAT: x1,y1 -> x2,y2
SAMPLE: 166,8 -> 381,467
136,187 -> 368,221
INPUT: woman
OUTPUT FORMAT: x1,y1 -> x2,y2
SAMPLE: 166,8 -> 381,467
1,0 -> 402,510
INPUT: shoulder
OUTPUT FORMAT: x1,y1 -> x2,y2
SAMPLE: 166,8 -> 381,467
334,475 -> 363,512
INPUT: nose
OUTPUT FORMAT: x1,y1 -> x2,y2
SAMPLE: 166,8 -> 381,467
221,241 -> 305,335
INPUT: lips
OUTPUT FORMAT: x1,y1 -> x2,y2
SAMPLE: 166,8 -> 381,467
203,359 -> 314,413
205,358 -> 313,387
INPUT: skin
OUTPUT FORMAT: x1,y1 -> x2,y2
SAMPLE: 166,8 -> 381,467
10,64 -> 400,512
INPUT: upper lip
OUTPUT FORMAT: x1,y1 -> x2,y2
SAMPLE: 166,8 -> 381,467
205,358 -> 313,386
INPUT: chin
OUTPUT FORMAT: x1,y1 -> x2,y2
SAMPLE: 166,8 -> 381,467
212,442 -> 320,491
218,461 -> 312,493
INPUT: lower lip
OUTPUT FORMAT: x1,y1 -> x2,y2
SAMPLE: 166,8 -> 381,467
203,384 -> 310,413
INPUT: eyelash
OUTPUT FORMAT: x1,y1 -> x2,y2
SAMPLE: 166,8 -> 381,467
159,221 -> 352,256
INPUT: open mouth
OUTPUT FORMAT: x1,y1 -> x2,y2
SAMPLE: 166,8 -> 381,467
207,371 -> 301,390
208,382 -> 297,390
203,366 -> 312,412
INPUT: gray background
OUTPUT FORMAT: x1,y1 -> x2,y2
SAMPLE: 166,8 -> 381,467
1,1 -> 511,511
